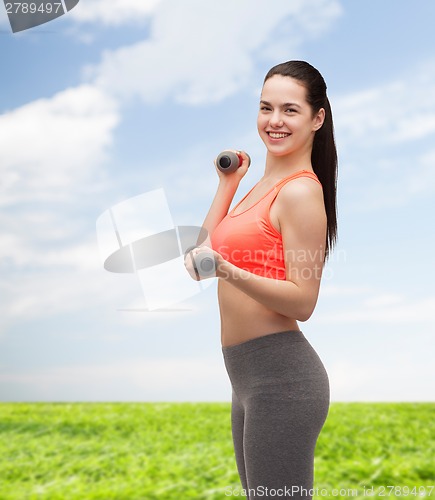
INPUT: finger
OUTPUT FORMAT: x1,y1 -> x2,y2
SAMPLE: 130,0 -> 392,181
190,249 -> 201,281
184,245 -> 198,260
240,151 -> 251,168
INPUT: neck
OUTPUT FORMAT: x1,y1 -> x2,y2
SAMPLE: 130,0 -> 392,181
262,147 -> 313,182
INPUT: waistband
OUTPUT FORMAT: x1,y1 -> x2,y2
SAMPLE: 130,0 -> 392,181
221,329 -> 306,358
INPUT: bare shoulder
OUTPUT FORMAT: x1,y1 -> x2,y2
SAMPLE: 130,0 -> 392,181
276,175 -> 325,215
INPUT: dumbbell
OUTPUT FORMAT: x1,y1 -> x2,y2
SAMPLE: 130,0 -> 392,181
216,150 -> 251,174
184,246 -> 217,279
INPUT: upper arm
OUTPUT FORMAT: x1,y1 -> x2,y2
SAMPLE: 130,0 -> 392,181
276,178 -> 327,318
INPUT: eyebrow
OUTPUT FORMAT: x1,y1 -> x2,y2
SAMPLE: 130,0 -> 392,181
260,100 -> 301,109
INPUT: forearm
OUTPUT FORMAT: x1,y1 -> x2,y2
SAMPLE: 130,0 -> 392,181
218,260 -> 315,321
196,178 -> 239,245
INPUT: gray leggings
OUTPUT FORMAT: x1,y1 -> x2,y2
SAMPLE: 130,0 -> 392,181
222,330 -> 330,499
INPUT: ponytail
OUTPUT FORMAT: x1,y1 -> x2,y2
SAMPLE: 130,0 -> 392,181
311,97 -> 337,261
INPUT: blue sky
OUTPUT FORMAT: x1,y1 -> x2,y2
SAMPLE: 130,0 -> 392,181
1,0 -> 434,402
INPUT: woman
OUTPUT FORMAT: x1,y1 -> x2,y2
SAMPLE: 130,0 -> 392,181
185,60 -> 337,499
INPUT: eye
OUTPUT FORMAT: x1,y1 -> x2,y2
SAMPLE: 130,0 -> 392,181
285,108 -> 297,113
260,106 -> 272,111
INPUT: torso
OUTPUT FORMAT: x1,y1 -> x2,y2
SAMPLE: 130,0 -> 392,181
218,281 -> 300,347
218,177 -> 301,347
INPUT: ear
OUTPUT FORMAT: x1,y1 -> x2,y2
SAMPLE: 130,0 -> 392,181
312,107 -> 325,132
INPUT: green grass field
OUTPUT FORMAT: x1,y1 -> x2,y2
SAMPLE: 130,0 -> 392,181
0,403 -> 433,499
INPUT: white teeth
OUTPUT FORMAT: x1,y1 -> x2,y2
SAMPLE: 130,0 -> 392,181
269,132 -> 289,139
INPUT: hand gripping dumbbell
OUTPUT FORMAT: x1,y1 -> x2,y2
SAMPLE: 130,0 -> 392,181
184,246 -> 217,279
216,150 -> 251,174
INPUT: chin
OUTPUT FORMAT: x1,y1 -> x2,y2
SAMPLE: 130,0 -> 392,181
268,147 -> 294,158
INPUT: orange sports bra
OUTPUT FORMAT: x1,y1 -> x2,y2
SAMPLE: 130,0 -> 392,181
210,170 -> 322,280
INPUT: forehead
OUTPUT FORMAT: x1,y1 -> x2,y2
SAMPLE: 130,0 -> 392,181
261,75 -> 308,104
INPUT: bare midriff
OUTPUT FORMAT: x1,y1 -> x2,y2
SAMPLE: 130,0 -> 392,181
218,279 -> 300,347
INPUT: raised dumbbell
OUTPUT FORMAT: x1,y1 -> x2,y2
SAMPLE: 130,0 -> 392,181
216,150 -> 251,174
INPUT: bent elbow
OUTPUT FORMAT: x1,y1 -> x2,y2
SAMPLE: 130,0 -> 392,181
294,300 -> 316,322
284,305 -> 311,322
297,310 -> 313,322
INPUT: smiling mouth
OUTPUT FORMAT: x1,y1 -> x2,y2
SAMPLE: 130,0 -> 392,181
267,132 -> 290,139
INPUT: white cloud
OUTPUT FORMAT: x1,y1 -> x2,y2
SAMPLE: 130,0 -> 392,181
363,293 -> 403,308
332,60 -> 435,209
342,148 -> 435,210
69,0 -> 163,26
0,84 -> 119,206
0,266 -> 122,321
87,0 -> 342,106
410,148 -> 435,195
334,61 -> 435,146
320,284 -> 373,297
0,231 -> 100,271
318,293 -> 435,324
0,84 -> 122,326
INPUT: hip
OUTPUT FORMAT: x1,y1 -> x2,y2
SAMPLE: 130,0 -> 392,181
222,329 -> 330,401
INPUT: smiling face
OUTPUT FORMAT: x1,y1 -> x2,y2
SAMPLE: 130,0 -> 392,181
257,75 -> 325,161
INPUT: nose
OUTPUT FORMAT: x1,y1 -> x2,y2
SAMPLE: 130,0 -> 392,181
269,111 -> 283,128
